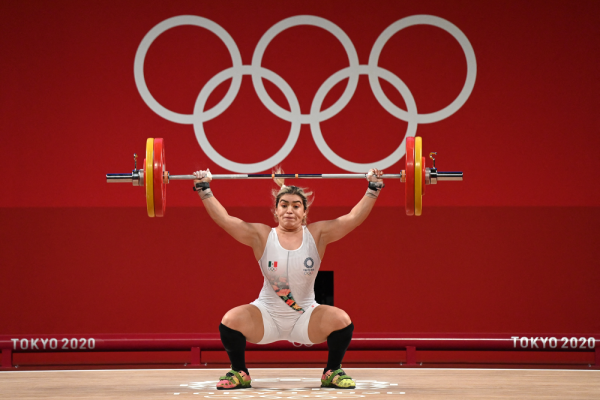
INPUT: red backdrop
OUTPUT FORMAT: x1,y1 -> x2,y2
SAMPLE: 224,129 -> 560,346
1,0 -> 599,337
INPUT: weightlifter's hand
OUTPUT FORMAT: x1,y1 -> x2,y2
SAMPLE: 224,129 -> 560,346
367,168 -> 383,183
192,169 -> 214,200
193,169 -> 212,182
366,168 -> 384,198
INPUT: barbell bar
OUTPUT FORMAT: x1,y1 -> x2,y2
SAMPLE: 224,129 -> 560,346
107,137 -> 463,217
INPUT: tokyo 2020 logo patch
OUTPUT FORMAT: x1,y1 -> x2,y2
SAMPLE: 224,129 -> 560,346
303,257 -> 315,275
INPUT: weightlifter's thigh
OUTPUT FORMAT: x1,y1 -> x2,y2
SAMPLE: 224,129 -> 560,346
307,305 -> 352,344
221,304 -> 264,344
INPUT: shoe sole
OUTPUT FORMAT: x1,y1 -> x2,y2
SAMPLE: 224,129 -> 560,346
321,385 -> 356,389
217,385 -> 252,390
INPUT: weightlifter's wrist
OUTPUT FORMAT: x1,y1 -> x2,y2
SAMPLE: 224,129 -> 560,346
194,181 -> 214,200
365,181 -> 384,199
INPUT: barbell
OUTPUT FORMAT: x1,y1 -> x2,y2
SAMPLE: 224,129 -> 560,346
106,137 -> 462,217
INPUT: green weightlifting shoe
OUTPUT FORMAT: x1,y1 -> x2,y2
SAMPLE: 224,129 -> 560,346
321,368 -> 356,389
216,370 -> 252,390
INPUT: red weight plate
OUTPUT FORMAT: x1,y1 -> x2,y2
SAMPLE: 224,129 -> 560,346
422,156 -> 426,196
405,137 -> 415,216
153,138 -> 166,217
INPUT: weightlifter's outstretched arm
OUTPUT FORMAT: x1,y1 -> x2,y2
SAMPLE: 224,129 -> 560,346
309,168 -> 384,248
193,169 -> 269,257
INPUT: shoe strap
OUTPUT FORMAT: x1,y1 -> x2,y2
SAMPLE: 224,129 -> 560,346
219,370 -> 244,384
324,368 -> 351,385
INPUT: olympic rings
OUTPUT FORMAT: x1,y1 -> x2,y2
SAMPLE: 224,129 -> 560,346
134,16 -> 243,125
368,15 -> 477,125
252,15 -> 360,125
134,14 -> 476,173
194,65 -> 302,172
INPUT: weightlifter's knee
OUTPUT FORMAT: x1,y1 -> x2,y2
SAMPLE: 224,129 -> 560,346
330,307 -> 352,331
221,304 -> 263,342
221,306 -> 248,332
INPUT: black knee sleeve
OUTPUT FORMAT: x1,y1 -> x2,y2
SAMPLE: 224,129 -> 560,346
219,323 -> 246,352
219,323 -> 248,373
325,322 -> 354,372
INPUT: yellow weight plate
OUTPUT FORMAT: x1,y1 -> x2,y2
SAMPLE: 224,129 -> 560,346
414,136 -> 423,216
145,138 -> 155,217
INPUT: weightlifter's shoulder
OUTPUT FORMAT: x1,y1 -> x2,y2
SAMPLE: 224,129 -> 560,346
247,223 -> 271,260
307,220 -> 328,239
248,222 -> 271,237
245,222 -> 271,247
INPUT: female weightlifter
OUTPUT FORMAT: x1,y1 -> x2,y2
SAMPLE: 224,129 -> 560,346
192,168 -> 384,390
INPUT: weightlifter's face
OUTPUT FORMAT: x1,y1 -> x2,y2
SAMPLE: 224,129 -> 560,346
276,194 -> 306,228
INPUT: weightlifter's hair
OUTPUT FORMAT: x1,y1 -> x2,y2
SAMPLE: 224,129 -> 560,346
271,166 -> 313,225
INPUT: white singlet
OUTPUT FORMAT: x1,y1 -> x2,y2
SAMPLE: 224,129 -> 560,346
250,226 -> 321,344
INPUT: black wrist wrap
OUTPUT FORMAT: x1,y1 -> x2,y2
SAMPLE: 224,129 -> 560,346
368,181 -> 385,191
193,182 -> 211,191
